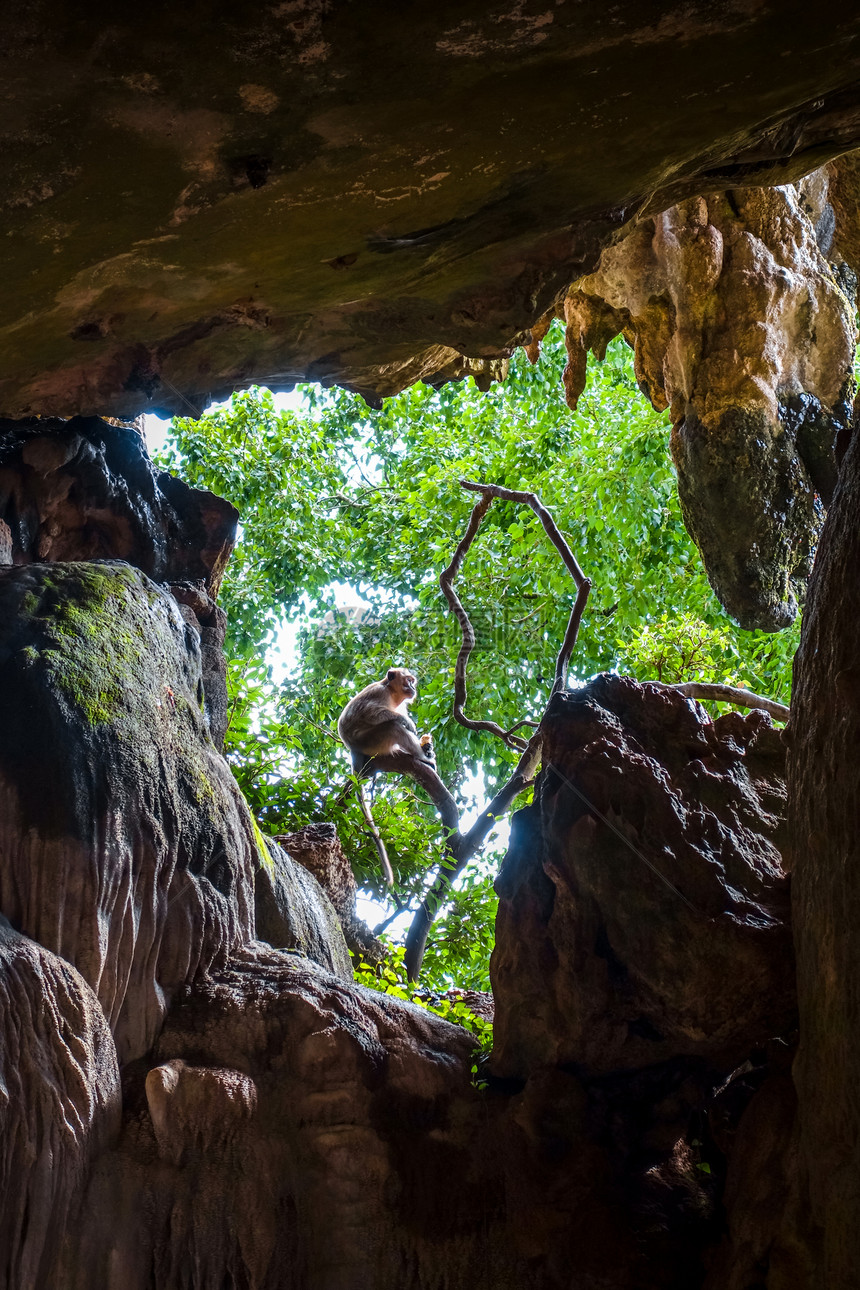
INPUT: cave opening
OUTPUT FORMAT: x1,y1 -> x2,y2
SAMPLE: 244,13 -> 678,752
144,312 -> 802,1015
3,7 -> 860,1285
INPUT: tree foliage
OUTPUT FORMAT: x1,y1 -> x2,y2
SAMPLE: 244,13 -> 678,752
156,324 -> 798,993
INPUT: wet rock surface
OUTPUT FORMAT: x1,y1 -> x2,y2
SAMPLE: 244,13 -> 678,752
492,675 -> 795,1080
556,180 -> 856,630
255,837 -> 354,981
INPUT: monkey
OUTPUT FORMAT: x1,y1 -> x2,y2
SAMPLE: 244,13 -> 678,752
337,667 -> 436,777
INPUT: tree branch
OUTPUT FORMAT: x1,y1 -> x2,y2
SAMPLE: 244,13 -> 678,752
661,682 -> 789,722
403,731 -> 543,980
399,480 -> 593,979
438,491 -> 530,750
366,751 -> 461,839
459,480 -> 587,586
458,479 -> 592,692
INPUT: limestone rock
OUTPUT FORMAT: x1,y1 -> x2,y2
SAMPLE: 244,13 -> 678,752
277,821 -> 384,964
145,1058 -> 258,1166
558,180 -> 856,630
255,838 -> 353,980
59,946 -> 533,1290
0,916 -> 120,1288
0,561 -> 256,1063
2,8 -> 860,417
827,147 -> 860,279
787,392 -> 860,1288
167,579 -> 229,749
0,416 -> 238,595
491,674 -> 795,1080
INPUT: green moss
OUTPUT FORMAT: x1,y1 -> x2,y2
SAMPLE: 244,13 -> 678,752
249,811 -> 273,873
0,561 -> 251,850
39,569 -> 150,725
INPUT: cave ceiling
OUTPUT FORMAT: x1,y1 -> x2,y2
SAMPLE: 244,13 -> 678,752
4,1 -> 860,419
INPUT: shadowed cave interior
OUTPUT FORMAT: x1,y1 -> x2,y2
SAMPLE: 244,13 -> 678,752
3,5 -> 860,1288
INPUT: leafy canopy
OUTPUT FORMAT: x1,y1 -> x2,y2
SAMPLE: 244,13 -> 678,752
156,324 -> 798,996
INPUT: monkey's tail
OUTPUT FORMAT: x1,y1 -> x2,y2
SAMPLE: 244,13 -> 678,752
357,781 -> 395,887
331,756 -> 375,809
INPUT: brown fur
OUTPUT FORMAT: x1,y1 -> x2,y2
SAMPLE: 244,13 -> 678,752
337,668 -> 435,775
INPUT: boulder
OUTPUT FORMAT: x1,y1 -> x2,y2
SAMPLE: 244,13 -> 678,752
492,675 -> 796,1079
0,561 -> 256,1062
255,837 -> 353,981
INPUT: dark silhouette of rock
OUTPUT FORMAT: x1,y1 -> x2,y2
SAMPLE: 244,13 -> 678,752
492,675 -> 795,1080
787,378 -> 860,1288
0,417 -> 238,593
703,1052 -> 813,1290
2,8 -> 860,417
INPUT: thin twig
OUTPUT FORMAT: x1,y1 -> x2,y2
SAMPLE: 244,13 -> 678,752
662,682 -> 789,722
357,781 -> 395,887
302,716 -> 342,744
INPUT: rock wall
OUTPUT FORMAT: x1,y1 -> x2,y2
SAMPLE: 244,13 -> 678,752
554,176 -> 857,630
0,478 -> 801,1288
0,917 -> 120,1288
3,11 -> 860,1281
0,417 -> 237,592
787,380 -> 860,1289
3,6 -> 860,417
490,676 -> 802,1288
0,561 -> 257,1064
492,676 -> 794,1080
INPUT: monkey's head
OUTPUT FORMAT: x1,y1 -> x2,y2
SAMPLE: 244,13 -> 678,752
386,668 -> 417,702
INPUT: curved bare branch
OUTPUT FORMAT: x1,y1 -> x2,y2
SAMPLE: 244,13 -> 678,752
459,479 -> 587,586
458,479 -> 592,692
662,681 -> 790,722
438,491 -> 529,750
